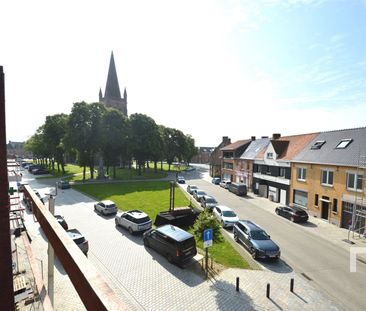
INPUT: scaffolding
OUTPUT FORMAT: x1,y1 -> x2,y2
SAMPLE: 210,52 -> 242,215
350,152 -> 366,238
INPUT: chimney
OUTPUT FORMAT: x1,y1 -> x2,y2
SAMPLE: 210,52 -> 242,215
272,133 -> 281,140
251,136 -> 256,141
222,136 -> 231,144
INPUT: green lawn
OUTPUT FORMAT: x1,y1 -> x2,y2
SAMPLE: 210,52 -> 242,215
73,181 -> 188,221
73,181 -> 250,269
194,233 -> 250,269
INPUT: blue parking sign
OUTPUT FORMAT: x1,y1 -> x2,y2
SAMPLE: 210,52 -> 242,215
203,228 -> 213,248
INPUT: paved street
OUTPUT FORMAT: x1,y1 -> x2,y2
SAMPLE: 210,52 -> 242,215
16,167 -> 354,310
183,165 -> 366,311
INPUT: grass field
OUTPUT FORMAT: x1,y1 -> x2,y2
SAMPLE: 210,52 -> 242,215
73,181 -> 250,269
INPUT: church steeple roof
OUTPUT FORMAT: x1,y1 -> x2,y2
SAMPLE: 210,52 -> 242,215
104,51 -> 121,100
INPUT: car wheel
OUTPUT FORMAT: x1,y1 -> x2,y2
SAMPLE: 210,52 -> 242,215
128,227 -> 134,235
234,232 -> 238,242
143,238 -> 150,248
251,248 -> 257,259
290,216 -> 295,222
275,209 -> 279,215
167,254 -> 174,263
115,218 -> 118,226
221,220 -> 225,227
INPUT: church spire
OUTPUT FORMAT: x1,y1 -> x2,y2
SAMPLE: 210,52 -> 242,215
99,88 -> 103,102
104,51 -> 121,100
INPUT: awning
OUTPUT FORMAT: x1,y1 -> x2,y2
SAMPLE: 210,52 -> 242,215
319,198 -> 331,203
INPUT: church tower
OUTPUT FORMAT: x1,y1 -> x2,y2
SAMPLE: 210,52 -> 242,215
99,52 -> 128,115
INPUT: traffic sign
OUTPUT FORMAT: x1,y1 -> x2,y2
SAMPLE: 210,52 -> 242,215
203,228 -> 213,248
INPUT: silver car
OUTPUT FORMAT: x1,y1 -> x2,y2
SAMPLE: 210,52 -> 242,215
94,200 -> 118,215
67,229 -> 89,255
115,210 -> 152,234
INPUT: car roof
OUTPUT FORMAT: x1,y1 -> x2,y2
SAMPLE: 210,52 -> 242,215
156,225 -> 194,242
203,195 -> 215,199
66,229 -> 83,239
100,200 -> 115,205
188,185 -> 198,188
238,220 -> 262,230
216,205 -> 232,211
125,210 -> 149,219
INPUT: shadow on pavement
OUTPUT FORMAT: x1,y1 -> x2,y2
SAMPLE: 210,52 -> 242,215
210,278 -> 258,311
142,245 -> 205,287
298,221 -> 317,228
261,258 -> 293,273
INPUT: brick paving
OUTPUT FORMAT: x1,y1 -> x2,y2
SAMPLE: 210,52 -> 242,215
15,172 -> 349,311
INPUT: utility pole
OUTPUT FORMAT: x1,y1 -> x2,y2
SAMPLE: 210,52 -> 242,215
0,66 -> 15,310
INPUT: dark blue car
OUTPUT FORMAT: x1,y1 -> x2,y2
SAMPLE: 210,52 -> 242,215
233,220 -> 280,260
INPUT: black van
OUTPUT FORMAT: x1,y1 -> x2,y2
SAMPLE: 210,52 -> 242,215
143,224 -> 197,267
228,183 -> 247,196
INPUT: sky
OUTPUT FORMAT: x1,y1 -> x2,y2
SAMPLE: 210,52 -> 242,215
1,0 -> 366,147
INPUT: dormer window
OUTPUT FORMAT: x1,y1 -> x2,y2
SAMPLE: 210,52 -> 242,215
311,140 -> 326,150
336,139 -> 353,149
267,152 -> 273,159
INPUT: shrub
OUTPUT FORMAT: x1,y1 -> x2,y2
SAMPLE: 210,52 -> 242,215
193,210 -> 223,242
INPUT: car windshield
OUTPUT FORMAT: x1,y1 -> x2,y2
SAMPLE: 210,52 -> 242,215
135,216 -> 150,224
222,211 -> 236,217
197,191 -> 206,195
250,230 -> 270,240
106,204 -> 116,208
206,198 -> 217,203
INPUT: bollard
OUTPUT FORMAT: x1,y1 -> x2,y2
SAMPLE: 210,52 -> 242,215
290,278 -> 294,292
236,277 -> 239,292
266,283 -> 270,298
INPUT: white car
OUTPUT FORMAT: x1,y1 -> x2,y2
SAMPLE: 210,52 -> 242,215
94,200 -> 118,215
219,180 -> 232,189
115,210 -> 152,234
213,205 -> 239,228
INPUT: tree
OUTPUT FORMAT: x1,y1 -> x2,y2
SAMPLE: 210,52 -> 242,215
24,125 -> 49,163
193,210 -> 223,242
67,102 -> 106,180
129,113 -> 159,175
43,114 -> 68,173
101,109 -> 129,178
182,134 -> 198,165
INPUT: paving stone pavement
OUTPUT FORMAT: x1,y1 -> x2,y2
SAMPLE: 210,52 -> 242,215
17,173 -> 347,311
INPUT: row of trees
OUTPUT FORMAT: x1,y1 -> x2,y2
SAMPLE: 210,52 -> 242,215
24,102 -> 198,179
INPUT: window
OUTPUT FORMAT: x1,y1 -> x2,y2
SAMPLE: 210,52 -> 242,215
315,194 -> 319,206
311,140 -> 326,150
297,167 -> 306,181
267,152 -> 273,159
279,167 -> 286,178
336,139 -> 353,149
347,172 -> 363,191
333,198 -> 338,213
293,190 -> 308,207
321,169 -> 334,186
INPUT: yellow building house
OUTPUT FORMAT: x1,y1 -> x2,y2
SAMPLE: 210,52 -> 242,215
290,128 -> 366,232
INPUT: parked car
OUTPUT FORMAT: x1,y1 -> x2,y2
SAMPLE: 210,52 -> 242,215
213,205 -> 239,228
275,206 -> 309,222
55,215 -> 68,230
233,220 -> 280,260
193,189 -> 207,202
177,176 -> 185,184
228,183 -> 247,196
186,184 -> 198,195
32,168 -> 50,175
211,177 -> 221,185
143,224 -> 197,267
219,180 -> 232,189
201,195 -> 218,210
17,182 -> 28,192
115,210 -> 152,234
58,180 -> 71,189
66,229 -> 89,255
94,200 -> 118,215
28,164 -> 42,173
